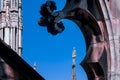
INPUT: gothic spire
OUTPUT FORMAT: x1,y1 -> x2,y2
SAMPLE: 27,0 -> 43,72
72,47 -> 76,80
0,0 -> 23,56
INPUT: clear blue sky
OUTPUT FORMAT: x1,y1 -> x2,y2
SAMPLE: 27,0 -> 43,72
22,0 -> 87,80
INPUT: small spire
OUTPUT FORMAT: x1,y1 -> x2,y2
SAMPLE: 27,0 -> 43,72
72,47 -> 76,80
72,47 -> 76,58
33,62 -> 37,70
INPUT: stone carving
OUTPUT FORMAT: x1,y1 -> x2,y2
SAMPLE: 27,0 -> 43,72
38,1 -> 65,35
38,0 -> 120,80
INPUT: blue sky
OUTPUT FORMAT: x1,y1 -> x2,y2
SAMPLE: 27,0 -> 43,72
22,0 -> 87,80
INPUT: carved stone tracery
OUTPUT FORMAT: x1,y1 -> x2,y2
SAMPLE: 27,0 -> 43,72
39,0 -> 120,80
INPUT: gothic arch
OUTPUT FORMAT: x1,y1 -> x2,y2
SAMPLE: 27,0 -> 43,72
39,0 -> 120,80
64,7 -> 108,80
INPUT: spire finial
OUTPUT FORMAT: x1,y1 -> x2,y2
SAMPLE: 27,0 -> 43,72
72,47 -> 76,58
72,47 -> 76,80
33,62 -> 37,70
